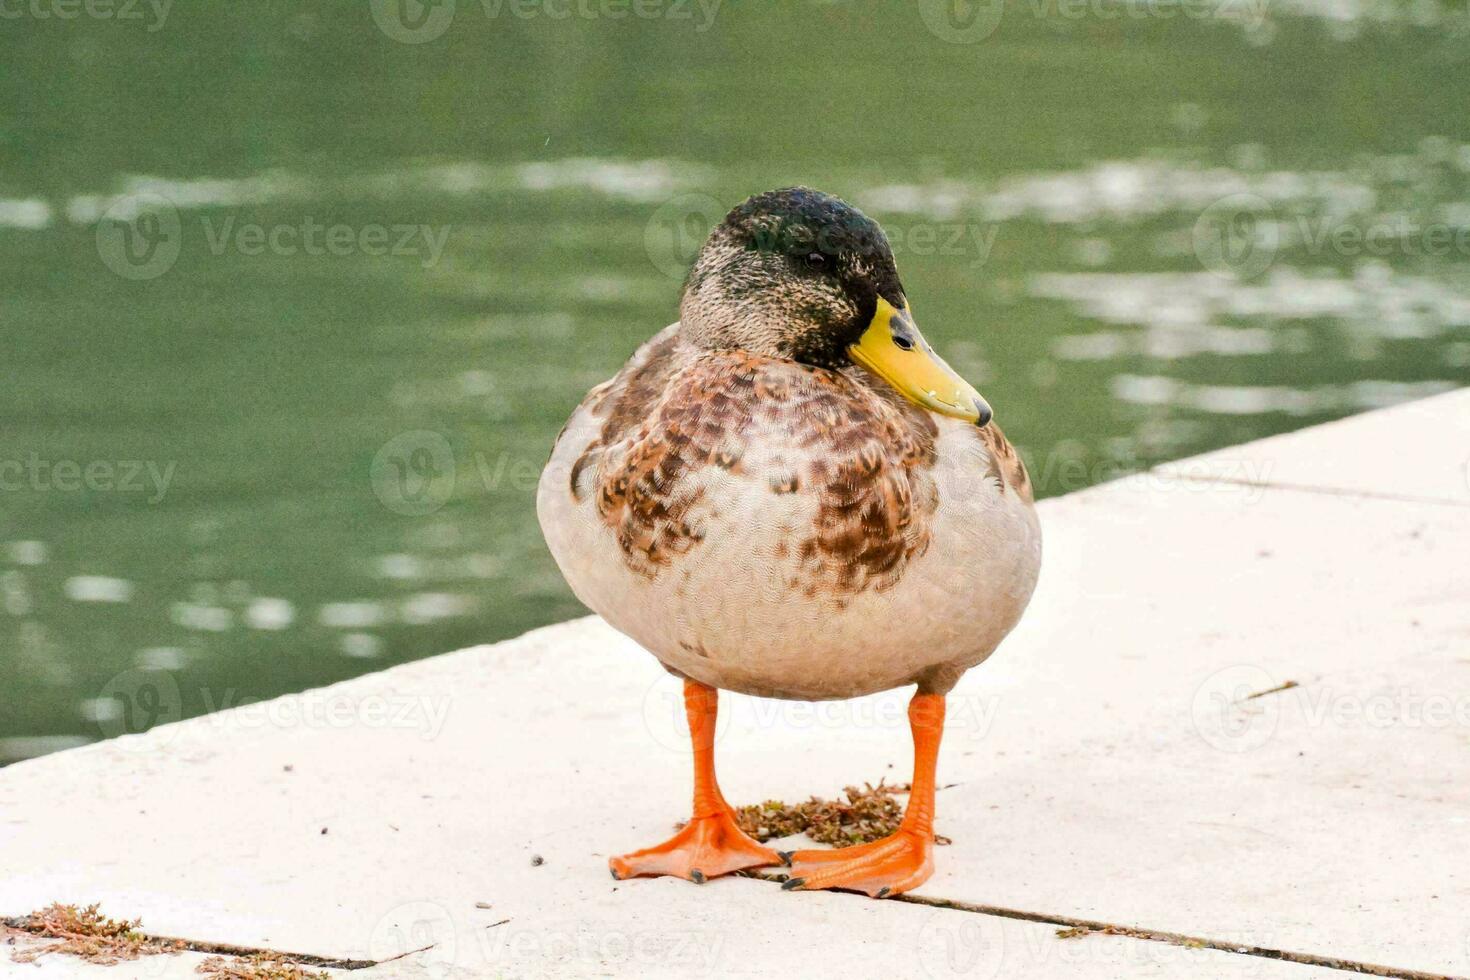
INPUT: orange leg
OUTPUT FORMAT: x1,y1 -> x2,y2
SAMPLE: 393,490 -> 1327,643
783,693 -> 944,898
610,680 -> 782,883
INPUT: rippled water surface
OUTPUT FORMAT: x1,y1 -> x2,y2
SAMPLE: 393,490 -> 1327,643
1,1 -> 1467,761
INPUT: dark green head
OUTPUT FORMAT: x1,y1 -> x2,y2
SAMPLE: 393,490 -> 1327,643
679,187 -> 908,368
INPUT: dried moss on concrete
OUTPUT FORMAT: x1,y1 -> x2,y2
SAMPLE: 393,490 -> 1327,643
8,903 -> 329,979
1055,925 -> 1204,948
196,952 -> 330,979
733,781 -> 950,846
9,903 -> 183,965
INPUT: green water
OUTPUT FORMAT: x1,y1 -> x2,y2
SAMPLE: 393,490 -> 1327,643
1,0 -> 1467,761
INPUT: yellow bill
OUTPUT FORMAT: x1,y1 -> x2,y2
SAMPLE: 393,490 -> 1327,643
849,296 -> 992,426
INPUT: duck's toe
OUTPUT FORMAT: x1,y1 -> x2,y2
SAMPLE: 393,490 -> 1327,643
609,809 -> 782,884
782,829 -> 933,898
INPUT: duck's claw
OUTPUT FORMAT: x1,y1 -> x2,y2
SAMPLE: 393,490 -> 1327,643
609,809 -> 782,884
782,829 -> 933,898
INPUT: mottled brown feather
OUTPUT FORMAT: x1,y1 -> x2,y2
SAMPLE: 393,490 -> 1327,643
569,337 -> 990,597
973,422 -> 1033,503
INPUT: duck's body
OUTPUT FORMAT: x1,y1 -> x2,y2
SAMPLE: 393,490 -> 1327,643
537,188 -> 1042,897
539,325 -> 1040,701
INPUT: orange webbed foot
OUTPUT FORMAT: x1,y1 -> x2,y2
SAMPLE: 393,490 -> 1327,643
782,828 -> 933,898
610,808 -> 783,884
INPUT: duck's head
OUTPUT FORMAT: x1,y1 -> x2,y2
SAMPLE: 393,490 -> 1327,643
679,187 -> 991,426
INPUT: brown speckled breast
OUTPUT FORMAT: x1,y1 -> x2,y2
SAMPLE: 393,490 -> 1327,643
538,326 -> 1044,700
566,339 -> 950,598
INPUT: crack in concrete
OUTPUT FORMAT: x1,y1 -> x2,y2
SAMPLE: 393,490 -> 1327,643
3,914 -> 527,973
738,875 -> 1464,980
1160,472 -> 1470,509
1,918 -> 375,971
11,892 -> 1464,979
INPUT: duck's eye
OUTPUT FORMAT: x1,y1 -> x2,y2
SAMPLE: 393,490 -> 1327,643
802,251 -> 828,271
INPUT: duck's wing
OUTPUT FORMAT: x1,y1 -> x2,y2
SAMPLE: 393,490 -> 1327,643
548,322 -> 682,463
541,323 -> 711,580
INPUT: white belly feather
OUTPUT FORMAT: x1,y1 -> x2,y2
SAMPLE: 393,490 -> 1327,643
538,392 -> 1041,700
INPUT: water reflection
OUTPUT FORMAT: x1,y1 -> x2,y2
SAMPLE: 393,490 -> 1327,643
0,0 -> 1466,763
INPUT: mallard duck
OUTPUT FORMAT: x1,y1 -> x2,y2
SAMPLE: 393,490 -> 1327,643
537,187 -> 1041,898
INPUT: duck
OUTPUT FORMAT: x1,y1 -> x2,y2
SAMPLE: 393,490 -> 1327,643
536,187 -> 1041,898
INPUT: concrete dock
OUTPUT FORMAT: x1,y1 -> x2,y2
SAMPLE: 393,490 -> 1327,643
2,389 -> 1467,979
